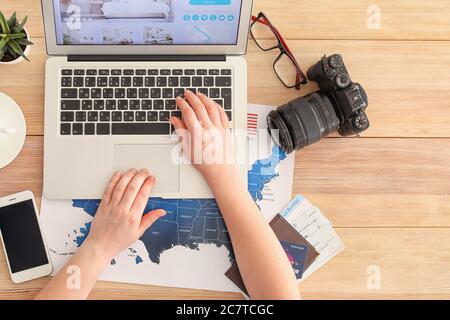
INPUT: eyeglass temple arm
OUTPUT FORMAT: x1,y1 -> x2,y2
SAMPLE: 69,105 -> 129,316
251,15 -> 296,60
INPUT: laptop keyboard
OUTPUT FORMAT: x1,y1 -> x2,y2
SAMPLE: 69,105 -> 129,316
59,68 -> 233,136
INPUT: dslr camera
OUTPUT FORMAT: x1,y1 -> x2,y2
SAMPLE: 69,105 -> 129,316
267,54 -> 369,154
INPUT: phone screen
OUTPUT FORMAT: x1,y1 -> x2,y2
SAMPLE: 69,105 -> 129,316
0,200 -> 48,273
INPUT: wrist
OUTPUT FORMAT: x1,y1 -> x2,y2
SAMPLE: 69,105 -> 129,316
204,166 -> 243,192
80,239 -> 115,267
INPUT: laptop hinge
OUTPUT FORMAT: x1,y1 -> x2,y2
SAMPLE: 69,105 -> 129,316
67,55 -> 226,62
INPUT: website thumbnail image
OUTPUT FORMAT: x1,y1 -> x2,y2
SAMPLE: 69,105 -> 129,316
55,0 -> 242,45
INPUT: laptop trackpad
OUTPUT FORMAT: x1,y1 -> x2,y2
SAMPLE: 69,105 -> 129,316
113,144 -> 180,193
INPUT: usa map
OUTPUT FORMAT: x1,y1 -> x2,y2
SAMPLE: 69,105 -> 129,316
70,145 -> 287,266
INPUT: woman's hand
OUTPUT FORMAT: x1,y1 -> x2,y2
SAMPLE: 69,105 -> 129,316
170,92 -> 300,299
35,169 -> 166,300
170,90 -> 238,183
83,169 -> 166,261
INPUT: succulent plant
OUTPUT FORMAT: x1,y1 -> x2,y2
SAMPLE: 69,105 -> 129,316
0,11 -> 33,62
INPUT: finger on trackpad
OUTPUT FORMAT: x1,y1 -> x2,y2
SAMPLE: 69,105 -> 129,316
113,144 -> 180,193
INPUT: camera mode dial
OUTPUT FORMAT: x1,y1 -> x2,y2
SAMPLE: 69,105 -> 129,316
353,113 -> 369,131
335,73 -> 351,88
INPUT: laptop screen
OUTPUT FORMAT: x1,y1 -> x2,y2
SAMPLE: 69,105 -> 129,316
52,0 -> 244,46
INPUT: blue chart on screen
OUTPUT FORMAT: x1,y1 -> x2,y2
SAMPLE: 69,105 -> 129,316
71,146 -> 286,266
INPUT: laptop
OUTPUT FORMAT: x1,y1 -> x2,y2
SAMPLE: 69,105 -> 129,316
41,0 -> 252,199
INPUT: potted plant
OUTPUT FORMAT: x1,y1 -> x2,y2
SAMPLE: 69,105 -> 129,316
0,11 -> 33,65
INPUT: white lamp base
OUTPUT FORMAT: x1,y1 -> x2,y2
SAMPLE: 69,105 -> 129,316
0,92 -> 26,169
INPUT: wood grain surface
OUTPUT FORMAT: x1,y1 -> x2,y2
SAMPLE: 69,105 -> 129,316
0,0 -> 449,299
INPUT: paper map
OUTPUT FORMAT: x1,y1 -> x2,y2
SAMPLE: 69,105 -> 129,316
41,104 -> 295,292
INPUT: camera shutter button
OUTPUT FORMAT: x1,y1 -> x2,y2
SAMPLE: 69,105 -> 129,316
326,68 -> 337,78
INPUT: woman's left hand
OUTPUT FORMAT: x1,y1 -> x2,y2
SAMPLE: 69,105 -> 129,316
84,169 -> 166,261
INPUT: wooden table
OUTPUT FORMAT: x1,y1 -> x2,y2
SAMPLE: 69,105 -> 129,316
1,0 -> 449,299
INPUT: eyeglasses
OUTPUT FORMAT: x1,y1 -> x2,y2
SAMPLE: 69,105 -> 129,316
250,12 -> 307,90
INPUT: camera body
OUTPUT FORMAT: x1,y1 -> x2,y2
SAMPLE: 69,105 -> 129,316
267,54 -> 370,154
307,54 -> 369,136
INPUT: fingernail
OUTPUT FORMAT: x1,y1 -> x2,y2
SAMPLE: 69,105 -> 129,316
197,91 -> 203,96
148,175 -> 156,182
185,90 -> 192,94
160,210 -> 166,217
176,96 -> 182,100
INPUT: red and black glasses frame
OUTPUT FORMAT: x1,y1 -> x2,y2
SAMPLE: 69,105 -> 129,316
250,12 -> 307,90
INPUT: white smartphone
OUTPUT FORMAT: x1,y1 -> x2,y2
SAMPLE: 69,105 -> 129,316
0,191 -> 52,283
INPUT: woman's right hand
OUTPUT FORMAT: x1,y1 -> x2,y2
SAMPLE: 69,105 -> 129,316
170,90 -> 238,183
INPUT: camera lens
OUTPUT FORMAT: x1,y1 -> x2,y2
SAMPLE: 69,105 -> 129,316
267,92 -> 340,153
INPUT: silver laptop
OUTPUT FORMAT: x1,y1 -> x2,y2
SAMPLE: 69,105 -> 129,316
41,0 -> 252,199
